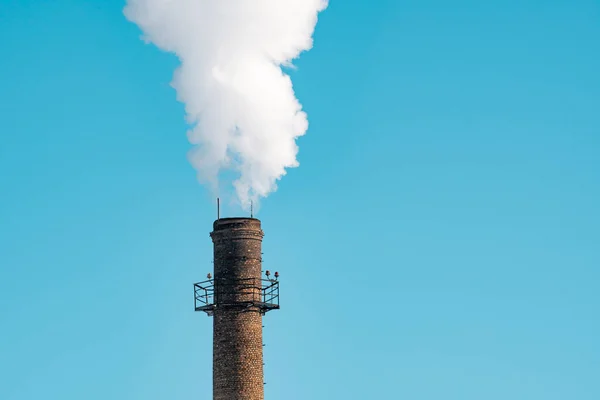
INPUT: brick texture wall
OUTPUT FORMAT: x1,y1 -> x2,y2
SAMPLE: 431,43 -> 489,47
211,218 -> 265,400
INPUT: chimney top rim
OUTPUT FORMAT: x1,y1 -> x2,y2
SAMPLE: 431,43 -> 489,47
214,217 -> 260,223
212,217 -> 262,232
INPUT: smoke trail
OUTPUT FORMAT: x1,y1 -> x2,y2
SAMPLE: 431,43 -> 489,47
124,0 -> 328,208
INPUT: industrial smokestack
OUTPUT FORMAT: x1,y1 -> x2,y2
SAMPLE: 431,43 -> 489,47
194,218 -> 280,400
123,0 -> 329,209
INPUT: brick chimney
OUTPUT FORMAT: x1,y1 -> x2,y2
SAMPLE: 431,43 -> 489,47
194,218 -> 279,400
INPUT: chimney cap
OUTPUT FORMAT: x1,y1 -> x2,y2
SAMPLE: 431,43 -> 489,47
212,217 -> 261,232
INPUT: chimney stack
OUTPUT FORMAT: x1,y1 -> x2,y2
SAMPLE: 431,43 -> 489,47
194,218 -> 280,400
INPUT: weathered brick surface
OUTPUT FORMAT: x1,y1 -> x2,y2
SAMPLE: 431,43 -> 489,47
211,218 -> 264,400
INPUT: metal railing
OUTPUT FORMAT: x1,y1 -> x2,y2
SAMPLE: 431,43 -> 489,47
194,279 -> 215,311
194,278 -> 279,315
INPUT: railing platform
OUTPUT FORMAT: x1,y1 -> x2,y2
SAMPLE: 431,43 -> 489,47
194,278 -> 280,316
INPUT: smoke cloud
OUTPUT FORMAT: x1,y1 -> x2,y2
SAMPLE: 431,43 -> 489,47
124,0 -> 328,208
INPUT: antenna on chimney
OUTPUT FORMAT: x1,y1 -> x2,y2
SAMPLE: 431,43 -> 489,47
217,198 -> 220,220
251,201 -> 254,218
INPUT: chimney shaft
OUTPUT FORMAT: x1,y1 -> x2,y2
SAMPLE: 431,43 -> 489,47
210,218 -> 265,400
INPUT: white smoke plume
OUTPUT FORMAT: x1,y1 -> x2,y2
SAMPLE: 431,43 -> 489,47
124,0 -> 328,209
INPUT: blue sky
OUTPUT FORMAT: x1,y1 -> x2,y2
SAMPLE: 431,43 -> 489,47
1,0 -> 599,399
